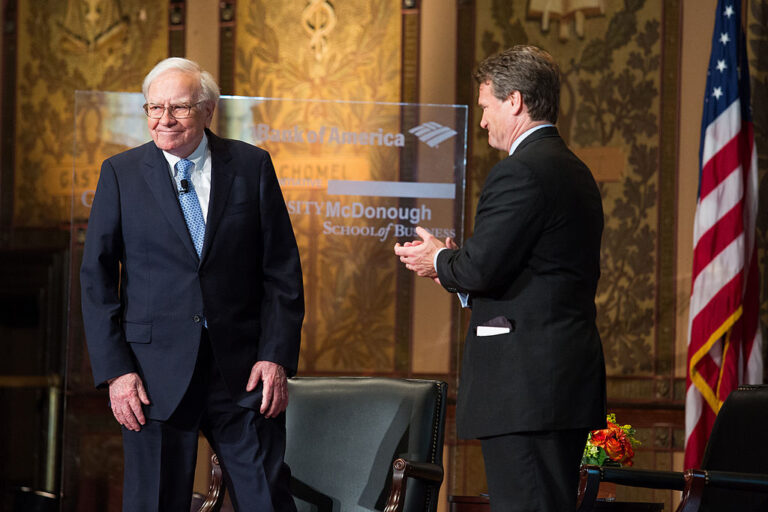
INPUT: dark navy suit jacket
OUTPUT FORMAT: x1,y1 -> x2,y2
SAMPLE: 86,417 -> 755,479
437,126 -> 606,439
80,130 -> 304,421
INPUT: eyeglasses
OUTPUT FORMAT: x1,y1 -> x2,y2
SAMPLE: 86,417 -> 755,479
142,102 -> 203,119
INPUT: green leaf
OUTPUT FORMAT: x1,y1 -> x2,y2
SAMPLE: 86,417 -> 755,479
580,40 -> 611,72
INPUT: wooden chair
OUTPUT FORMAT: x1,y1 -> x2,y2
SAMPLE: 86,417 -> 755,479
191,455 -> 223,512
577,385 -> 768,512
198,377 -> 447,512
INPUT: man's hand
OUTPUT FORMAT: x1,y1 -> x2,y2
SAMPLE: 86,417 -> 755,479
246,361 -> 288,418
108,372 -> 150,431
394,226 -> 446,279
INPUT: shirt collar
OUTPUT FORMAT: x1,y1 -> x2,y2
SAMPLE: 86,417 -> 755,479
163,134 -> 209,175
509,124 -> 553,155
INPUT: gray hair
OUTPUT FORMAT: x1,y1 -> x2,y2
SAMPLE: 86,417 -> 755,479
142,57 -> 220,104
474,45 -> 560,124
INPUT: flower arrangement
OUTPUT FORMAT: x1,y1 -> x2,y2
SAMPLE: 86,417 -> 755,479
582,413 -> 641,466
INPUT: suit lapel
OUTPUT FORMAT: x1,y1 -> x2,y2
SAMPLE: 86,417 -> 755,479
142,144 -> 200,262
201,131 -> 234,265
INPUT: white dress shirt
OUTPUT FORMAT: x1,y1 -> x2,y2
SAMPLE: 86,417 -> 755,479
161,135 -> 213,220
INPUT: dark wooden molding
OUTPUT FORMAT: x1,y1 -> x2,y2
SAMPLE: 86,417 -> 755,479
1,0 -> 17,228
169,0 -> 185,57
218,1 -> 236,95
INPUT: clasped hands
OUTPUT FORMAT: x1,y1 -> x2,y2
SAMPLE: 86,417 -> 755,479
394,226 -> 458,282
108,360 -> 288,431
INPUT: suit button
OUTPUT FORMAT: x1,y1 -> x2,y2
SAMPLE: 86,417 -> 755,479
193,314 -> 202,323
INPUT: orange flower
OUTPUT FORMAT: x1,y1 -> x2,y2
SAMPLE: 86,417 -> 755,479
583,414 -> 640,467
588,421 -> 637,465
605,435 -> 635,465
590,429 -> 609,445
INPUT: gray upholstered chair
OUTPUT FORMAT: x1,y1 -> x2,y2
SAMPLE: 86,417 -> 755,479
577,385 -> 768,512
198,376 -> 447,512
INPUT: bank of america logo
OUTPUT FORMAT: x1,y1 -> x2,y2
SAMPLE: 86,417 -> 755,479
409,122 -> 457,148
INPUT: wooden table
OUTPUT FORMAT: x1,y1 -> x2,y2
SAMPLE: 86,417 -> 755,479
448,496 -> 664,511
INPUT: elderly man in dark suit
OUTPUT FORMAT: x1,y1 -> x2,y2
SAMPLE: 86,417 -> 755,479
395,45 -> 606,512
81,57 -> 304,511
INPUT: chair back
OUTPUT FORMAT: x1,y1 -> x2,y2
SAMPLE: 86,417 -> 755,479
699,384 -> 768,511
285,377 -> 447,512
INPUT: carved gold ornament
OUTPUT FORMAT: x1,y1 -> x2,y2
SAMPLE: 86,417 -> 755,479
59,0 -> 127,52
302,0 -> 337,62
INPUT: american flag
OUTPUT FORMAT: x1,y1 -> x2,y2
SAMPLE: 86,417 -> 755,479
685,0 -> 763,469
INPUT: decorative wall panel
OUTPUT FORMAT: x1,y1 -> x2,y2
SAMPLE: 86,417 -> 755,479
234,0 -> 401,102
13,0 -> 167,227
234,0 -> 406,374
472,0 -> 670,383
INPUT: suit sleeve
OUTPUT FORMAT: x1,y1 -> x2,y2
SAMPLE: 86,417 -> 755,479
256,154 -> 304,375
437,161 -> 545,295
80,160 -> 136,387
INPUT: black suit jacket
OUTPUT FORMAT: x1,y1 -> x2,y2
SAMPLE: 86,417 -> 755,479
437,126 -> 606,439
80,130 -> 304,420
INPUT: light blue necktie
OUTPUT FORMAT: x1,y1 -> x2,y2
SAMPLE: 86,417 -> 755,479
175,159 -> 206,257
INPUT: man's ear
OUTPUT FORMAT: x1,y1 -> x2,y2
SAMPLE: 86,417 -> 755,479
203,101 -> 215,128
507,90 -> 524,115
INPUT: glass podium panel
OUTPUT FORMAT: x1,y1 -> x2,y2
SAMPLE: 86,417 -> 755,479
65,92 -> 466,510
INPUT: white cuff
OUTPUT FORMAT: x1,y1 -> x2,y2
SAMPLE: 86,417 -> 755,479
433,247 -> 446,272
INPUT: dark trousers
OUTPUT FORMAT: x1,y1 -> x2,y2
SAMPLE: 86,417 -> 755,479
480,428 -> 590,512
121,331 -> 296,512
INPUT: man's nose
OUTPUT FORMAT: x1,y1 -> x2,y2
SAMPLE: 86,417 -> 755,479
159,107 -> 176,124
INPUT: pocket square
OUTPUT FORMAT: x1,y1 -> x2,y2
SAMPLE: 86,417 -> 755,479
476,316 -> 514,337
477,326 -> 510,336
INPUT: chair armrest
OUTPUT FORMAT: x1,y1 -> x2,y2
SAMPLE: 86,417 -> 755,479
705,469 -> 768,492
196,453 -> 224,512
577,464 -> 686,512
677,469 -> 768,512
384,458 -> 444,512
601,465 -> 686,489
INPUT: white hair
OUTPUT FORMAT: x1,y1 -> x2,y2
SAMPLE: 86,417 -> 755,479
142,57 -> 220,104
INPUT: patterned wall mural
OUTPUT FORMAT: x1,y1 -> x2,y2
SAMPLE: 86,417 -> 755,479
233,0 -> 407,374
234,0 -> 401,103
470,0 -> 671,389
13,0 -> 167,227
